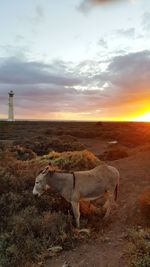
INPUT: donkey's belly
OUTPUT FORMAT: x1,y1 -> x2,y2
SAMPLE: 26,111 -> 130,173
80,185 -> 104,201
81,195 -> 101,201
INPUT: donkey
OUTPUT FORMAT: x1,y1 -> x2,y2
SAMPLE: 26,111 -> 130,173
33,164 -> 120,228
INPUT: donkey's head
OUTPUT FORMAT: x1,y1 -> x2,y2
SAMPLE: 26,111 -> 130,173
33,165 -> 53,196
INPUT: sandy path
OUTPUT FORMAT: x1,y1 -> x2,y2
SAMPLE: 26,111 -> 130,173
78,138 -> 109,155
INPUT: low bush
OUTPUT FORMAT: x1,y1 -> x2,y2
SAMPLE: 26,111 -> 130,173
0,148 -> 101,267
11,145 -> 36,160
0,208 -> 75,267
14,135 -> 84,156
125,228 -> 150,267
14,136 -> 52,156
138,187 -> 150,224
43,149 -> 101,171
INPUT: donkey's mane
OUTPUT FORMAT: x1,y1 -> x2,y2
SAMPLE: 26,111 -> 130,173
40,166 -> 74,175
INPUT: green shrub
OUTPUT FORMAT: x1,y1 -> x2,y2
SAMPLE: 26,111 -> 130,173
43,149 -> 101,171
125,228 -> 150,267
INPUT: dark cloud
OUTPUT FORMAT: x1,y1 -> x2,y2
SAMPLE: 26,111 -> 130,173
0,57 -> 81,86
106,50 -> 150,89
95,50 -> 150,109
0,81 -> 106,114
1,50 -> 150,119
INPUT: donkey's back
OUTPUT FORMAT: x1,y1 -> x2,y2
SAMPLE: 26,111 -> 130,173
73,164 -> 119,201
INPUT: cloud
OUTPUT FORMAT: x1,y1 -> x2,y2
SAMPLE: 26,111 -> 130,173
1,50 -> 150,119
98,38 -> 108,49
115,28 -> 135,38
0,56 -> 108,118
0,57 -> 81,86
106,50 -> 150,89
31,4 -> 45,23
15,35 -> 24,42
24,4 -> 45,34
96,50 -> 150,110
78,0 -> 123,12
142,12 -> 150,32
35,5 -> 44,20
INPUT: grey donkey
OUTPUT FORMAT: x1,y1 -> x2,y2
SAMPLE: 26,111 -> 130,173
33,164 -> 120,228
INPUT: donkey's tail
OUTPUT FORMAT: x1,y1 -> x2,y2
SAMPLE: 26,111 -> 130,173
114,183 -> 119,202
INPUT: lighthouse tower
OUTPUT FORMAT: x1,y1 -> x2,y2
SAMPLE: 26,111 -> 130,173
8,90 -> 14,121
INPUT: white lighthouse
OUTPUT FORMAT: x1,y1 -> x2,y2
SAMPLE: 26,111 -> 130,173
8,90 -> 15,121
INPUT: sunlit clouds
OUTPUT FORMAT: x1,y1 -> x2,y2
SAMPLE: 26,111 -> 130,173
0,0 -> 150,121
78,0 -> 134,12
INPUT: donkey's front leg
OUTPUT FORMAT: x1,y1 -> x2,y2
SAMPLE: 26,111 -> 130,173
71,201 -> 80,228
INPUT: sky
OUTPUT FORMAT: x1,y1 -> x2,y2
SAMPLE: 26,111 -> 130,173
0,0 -> 150,121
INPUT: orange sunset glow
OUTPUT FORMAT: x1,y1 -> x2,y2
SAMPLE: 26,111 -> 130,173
132,111 -> 150,122
1,1 -> 150,267
0,0 -> 150,122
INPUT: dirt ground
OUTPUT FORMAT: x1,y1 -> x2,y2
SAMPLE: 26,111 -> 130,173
78,138 -> 109,155
47,147 -> 150,267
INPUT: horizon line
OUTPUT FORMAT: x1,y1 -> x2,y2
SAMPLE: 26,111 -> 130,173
0,119 -> 150,123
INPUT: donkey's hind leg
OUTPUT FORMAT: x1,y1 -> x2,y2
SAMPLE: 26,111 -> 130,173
71,201 -> 80,228
103,192 -> 113,219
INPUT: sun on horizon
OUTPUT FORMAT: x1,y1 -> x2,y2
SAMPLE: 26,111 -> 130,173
132,111 -> 150,122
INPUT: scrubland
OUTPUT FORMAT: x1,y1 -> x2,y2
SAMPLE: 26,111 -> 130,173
0,121 -> 150,267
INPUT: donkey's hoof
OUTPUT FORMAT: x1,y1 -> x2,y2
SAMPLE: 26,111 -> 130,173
73,228 -> 90,236
79,228 -> 91,236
